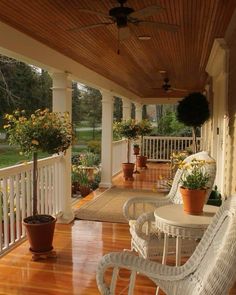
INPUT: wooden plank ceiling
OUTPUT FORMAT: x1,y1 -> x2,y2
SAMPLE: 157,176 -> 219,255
0,0 -> 235,99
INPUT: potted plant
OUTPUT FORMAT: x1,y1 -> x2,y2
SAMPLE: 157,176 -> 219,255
179,158 -> 210,215
4,109 -> 72,256
76,167 -> 91,197
72,165 -> 80,195
137,119 -> 153,168
79,151 -> 100,181
113,119 -> 139,180
133,143 -> 140,155
177,92 -> 210,153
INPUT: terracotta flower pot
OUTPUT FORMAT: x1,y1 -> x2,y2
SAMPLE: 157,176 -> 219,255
23,214 -> 56,253
133,147 -> 140,155
79,185 -> 91,197
180,187 -> 207,215
122,163 -> 135,181
136,155 -> 148,169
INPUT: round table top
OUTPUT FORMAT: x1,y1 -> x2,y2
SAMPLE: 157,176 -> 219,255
154,204 -> 218,229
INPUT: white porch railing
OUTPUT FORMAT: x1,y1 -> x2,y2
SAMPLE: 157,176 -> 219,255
112,139 -> 127,176
0,154 -> 64,256
143,136 -> 202,162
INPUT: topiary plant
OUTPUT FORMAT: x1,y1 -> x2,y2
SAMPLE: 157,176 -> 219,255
177,92 -> 210,153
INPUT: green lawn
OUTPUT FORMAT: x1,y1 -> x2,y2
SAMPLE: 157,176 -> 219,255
74,129 -> 101,144
0,145 -> 91,169
0,128 -> 101,169
0,147 -> 50,168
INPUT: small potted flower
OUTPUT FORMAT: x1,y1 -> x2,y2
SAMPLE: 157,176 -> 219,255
76,168 -> 91,197
137,119 -> 153,168
179,158 -> 210,215
133,143 -> 140,155
4,109 -> 72,255
113,119 -> 139,180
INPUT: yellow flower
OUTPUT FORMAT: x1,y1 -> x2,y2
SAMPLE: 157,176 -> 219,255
3,124 -> 10,129
31,139 -> 39,145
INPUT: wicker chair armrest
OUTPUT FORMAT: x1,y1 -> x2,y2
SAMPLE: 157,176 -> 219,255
123,196 -> 170,220
96,251 -> 186,294
134,211 -> 156,240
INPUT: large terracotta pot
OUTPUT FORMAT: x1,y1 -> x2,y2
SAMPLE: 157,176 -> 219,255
180,187 -> 207,215
122,163 -> 135,181
23,214 -> 56,253
136,155 -> 148,169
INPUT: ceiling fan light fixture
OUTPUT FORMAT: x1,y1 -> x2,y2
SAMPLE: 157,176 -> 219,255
159,70 -> 167,74
138,35 -> 151,40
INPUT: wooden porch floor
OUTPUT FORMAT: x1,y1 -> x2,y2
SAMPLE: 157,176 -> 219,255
0,163 -> 235,294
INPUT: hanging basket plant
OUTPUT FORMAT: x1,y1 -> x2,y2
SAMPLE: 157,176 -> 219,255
177,92 -> 210,153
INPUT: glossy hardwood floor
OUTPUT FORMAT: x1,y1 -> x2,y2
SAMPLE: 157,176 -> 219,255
0,163 -> 235,295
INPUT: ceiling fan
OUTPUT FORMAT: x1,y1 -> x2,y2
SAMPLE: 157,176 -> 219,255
69,0 -> 179,40
154,77 -> 189,93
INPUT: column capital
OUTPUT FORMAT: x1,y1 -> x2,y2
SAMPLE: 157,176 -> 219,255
51,71 -> 72,90
100,89 -> 114,100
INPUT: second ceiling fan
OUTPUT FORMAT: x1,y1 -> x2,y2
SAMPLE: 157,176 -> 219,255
70,0 -> 179,40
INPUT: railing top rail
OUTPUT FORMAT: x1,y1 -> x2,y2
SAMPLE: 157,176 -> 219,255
112,139 -> 127,145
0,154 -> 63,178
143,136 -> 202,140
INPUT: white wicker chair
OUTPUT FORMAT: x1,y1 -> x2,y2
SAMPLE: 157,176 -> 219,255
97,196 -> 236,295
123,151 -> 216,259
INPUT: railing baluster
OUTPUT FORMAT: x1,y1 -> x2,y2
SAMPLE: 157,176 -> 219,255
2,178 -> 9,248
21,172 -> 26,236
45,165 -> 49,215
26,171 -> 31,217
9,176 -> 15,244
48,166 -> 52,215
15,174 -> 21,240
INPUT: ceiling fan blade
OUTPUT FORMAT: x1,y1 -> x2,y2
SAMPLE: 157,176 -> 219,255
68,22 -> 114,32
118,26 -> 131,40
137,21 -> 179,32
130,5 -> 165,19
172,87 -> 188,92
77,8 -> 112,19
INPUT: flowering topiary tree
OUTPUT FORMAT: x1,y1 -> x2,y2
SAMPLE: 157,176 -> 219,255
4,109 -> 73,220
137,119 -> 153,155
113,119 -> 139,163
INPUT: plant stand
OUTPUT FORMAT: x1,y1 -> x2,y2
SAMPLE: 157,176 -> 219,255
133,154 -> 140,174
30,249 -> 57,261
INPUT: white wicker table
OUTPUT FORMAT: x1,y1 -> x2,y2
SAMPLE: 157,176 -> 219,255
154,204 -> 218,266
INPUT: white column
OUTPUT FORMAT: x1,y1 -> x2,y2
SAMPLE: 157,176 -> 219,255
135,103 -> 143,122
52,72 -> 74,223
122,98 -> 131,120
100,90 -> 114,188
206,39 -> 229,196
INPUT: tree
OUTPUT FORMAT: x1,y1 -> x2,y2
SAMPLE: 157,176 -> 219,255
177,92 -> 210,153
81,86 -> 102,139
0,55 -> 52,127
142,105 -> 148,119
113,96 -> 122,121
72,82 -> 83,125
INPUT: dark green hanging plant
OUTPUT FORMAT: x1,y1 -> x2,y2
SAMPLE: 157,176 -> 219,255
177,92 -> 210,153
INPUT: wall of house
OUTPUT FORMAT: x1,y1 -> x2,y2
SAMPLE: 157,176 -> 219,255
227,40 -> 236,195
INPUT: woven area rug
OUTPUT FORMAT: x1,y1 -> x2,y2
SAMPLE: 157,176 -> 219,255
74,187 -> 165,223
